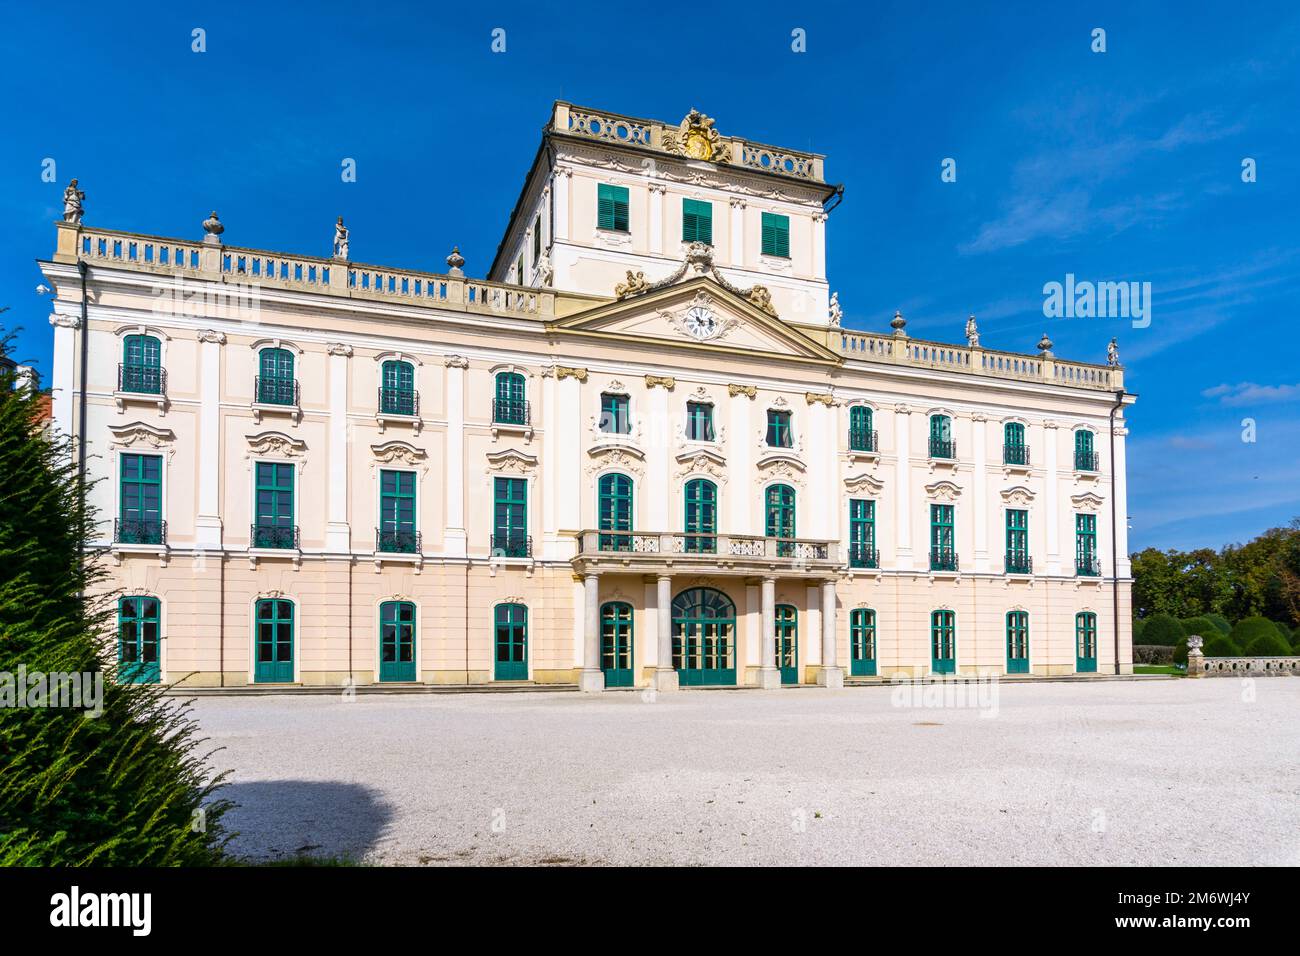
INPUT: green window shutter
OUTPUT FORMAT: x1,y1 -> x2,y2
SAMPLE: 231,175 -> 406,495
119,453 -> 163,543
597,473 -> 634,549
379,469 -> 417,552
765,484 -> 796,553
849,499 -> 876,567
597,184 -> 629,232
253,461 -> 294,548
494,372 -> 527,424
118,596 -> 161,683
494,603 -> 528,679
682,199 -> 712,244
849,405 -> 874,451
684,479 -> 717,550
761,212 -> 790,257
493,477 -> 528,556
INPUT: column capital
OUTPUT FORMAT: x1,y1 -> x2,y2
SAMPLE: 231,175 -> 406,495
197,329 -> 227,344
645,374 -> 675,390
326,342 -> 353,357
728,383 -> 757,399
444,354 -> 469,369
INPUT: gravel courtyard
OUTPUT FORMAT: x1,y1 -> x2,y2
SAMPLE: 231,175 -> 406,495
191,678 -> 1300,866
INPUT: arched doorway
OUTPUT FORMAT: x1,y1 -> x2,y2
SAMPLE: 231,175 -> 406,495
671,587 -> 736,686
600,601 -> 634,687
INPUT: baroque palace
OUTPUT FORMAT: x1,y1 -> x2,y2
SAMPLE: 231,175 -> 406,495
41,103 -> 1134,691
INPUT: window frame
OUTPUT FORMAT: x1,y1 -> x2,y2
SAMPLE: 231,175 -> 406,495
760,211 -> 790,258
597,183 -> 630,233
681,198 -> 713,245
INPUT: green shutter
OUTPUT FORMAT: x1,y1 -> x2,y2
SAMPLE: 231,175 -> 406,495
379,601 -> 417,682
682,199 -> 712,244
597,184 -> 629,232
1006,611 -> 1029,673
930,610 -> 956,674
493,477 -> 528,556
118,596 -> 161,684
774,604 -> 798,684
119,453 -> 163,544
600,601 -> 634,687
254,598 -> 294,683
684,479 -> 717,553
765,484 -> 796,555
253,461 -> 294,548
379,469 -> 417,553
849,499 -> 876,567
597,473 -> 634,550
761,212 -> 790,257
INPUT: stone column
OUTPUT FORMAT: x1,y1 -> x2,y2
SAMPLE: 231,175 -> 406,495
645,377 -> 671,531
727,385 -> 754,533
757,576 -> 782,688
579,573 -> 605,693
654,574 -> 678,691
817,579 -> 843,688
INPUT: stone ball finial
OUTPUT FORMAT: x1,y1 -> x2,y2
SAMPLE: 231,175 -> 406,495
202,211 -> 224,238
1037,332 -> 1054,354
890,309 -> 907,334
446,245 -> 465,277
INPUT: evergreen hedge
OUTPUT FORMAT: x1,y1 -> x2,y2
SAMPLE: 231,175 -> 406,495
0,340 -> 230,864
1142,613 -> 1184,647
1229,615 -> 1285,653
1202,635 -> 1241,657
1204,613 -> 1232,636
1244,631 -> 1292,657
1179,616 -> 1220,640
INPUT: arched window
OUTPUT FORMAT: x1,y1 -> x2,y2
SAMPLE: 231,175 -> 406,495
684,478 -> 717,553
1076,612 -> 1098,672
671,588 -> 737,686
1003,422 -> 1028,465
849,405 -> 875,452
1006,610 -> 1030,673
121,334 -> 162,394
494,603 -> 528,680
380,359 -> 416,416
929,414 -> 954,459
765,484 -> 796,556
597,473 -> 633,551
254,598 -> 294,683
1074,429 -> 1097,471
849,608 -> 876,676
379,601 -> 416,682
930,610 -> 955,674
494,371 -> 528,425
600,601 -> 634,687
257,347 -> 296,406
118,596 -> 160,684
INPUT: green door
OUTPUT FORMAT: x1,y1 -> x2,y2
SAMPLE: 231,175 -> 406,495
930,610 -> 955,675
600,601 -> 634,687
850,608 -> 877,677
775,604 -> 798,684
494,603 -> 528,681
254,598 -> 294,683
1076,613 -> 1098,672
118,596 -> 160,683
1006,611 -> 1030,674
379,601 -> 417,682
671,588 -> 736,686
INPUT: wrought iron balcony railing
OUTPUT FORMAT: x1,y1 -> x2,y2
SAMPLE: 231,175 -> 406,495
848,428 -> 878,453
493,398 -> 530,426
490,533 -> 532,558
597,531 -> 634,551
848,544 -> 880,568
681,532 -> 718,554
929,437 -> 956,459
118,364 -> 165,396
115,518 -> 165,545
1075,449 -> 1100,472
255,376 -> 299,407
573,531 -> 837,564
1076,554 -> 1102,577
378,387 -> 419,417
376,528 -> 421,554
1003,443 -> 1030,466
930,548 -> 959,572
250,523 -> 300,550
1005,550 -> 1033,574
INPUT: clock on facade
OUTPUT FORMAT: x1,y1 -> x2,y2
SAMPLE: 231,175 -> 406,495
683,305 -> 718,340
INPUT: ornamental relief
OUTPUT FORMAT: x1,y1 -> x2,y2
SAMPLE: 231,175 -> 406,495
584,447 -> 645,478
370,441 -> 427,466
246,431 -> 306,458
844,472 -> 884,496
674,449 -> 728,483
924,480 -> 963,501
109,422 -> 176,450
757,459 -> 805,487
1000,486 -> 1035,507
485,448 -> 538,476
1070,492 -> 1105,513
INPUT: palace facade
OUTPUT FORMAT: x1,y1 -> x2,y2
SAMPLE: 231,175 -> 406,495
41,102 -> 1134,691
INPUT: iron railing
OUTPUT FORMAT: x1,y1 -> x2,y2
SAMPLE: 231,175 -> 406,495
255,376 -> 299,407
490,533 -> 532,558
493,398 -> 530,426
848,427 -> 878,453
376,528 -> 421,554
378,387 -> 419,417
930,548 -> 959,572
1076,554 -> 1102,577
115,518 -> 165,545
929,437 -> 956,459
118,363 -> 165,395
848,544 -> 880,568
1005,551 -> 1033,574
1075,449 -> 1100,472
1003,443 -> 1031,466
250,523 -> 299,549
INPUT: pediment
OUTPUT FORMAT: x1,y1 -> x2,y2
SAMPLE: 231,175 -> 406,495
549,277 -> 840,364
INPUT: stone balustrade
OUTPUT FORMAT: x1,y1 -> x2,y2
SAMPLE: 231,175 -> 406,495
1199,656 -> 1300,676
838,329 -> 1123,392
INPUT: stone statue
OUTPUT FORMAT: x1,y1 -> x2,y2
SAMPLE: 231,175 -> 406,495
828,292 -> 843,327
536,253 -> 553,287
1107,337 -> 1120,366
965,314 -> 980,348
746,285 -> 774,315
333,216 -> 349,260
62,179 -> 85,224
615,270 -> 648,299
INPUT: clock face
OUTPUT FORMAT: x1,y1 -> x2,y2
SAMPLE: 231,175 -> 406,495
683,306 -> 718,340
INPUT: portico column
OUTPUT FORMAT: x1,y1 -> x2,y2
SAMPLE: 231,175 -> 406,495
757,576 -> 782,688
654,574 -> 678,691
579,573 -> 605,693
817,579 -> 843,688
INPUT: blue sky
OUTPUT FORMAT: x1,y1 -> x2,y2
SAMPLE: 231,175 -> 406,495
1,0 -> 1296,552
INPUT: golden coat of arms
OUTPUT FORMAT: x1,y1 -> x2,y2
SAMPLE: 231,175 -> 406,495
665,109 -> 726,162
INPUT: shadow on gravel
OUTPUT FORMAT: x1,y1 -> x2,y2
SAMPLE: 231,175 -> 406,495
216,780 -> 393,864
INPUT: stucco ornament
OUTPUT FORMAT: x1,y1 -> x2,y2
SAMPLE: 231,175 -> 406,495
370,441 -> 426,465
246,431 -> 306,458
665,292 -> 737,343
615,270 -> 648,299
828,292 -> 842,327
63,179 -> 85,224
613,242 -> 779,316
663,109 -> 726,162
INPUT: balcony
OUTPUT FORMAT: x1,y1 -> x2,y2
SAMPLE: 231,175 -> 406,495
847,544 -> 880,569
250,523 -> 300,550
376,528 -> 421,554
115,364 -> 168,414
115,518 -> 165,546
1003,443 -> 1031,468
928,437 -> 956,460
377,387 -> 421,433
490,533 -> 533,559
252,376 -> 301,425
1075,450 -> 1100,472
1005,551 -> 1033,575
493,398 -> 530,426
1076,554 -> 1102,577
929,548 -> 959,572
572,530 -> 839,578
848,428 -> 878,455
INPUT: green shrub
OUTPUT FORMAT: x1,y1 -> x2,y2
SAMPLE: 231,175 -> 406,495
1273,621 -> 1293,643
1132,617 -> 1146,643
1202,635 -> 1242,657
1173,636 -> 1188,666
0,338 -> 230,865
1142,613 -> 1184,647
1204,613 -> 1232,636
1179,616 -> 1220,640
1230,615 -> 1284,652
1244,632 -> 1292,657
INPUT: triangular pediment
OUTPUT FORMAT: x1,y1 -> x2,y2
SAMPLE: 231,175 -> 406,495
548,277 -> 840,364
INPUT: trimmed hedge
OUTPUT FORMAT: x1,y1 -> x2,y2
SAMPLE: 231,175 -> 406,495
1204,613 -> 1232,636
1244,631 -> 1292,657
1132,617 -> 1147,643
1179,616 -> 1220,640
1173,636 -> 1189,666
1202,635 -> 1242,657
1134,645 -> 1175,665
1230,615 -> 1285,651
1142,613 -> 1184,647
